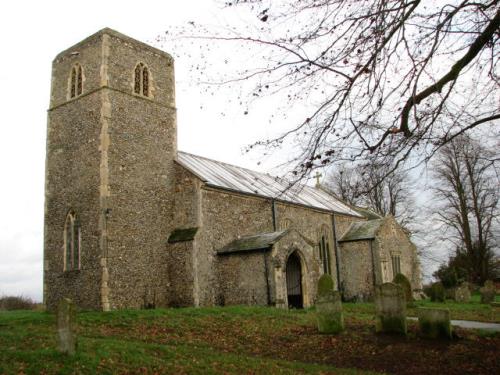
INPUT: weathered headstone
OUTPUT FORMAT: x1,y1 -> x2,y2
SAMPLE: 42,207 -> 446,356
418,307 -> 452,339
57,298 -> 77,355
480,281 -> 496,304
454,283 -> 471,303
375,283 -> 407,335
316,274 -> 344,334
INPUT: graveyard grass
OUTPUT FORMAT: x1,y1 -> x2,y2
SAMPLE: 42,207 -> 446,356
1,300 -> 499,375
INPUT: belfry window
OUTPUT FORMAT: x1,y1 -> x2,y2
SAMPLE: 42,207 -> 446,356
134,62 -> 150,97
69,64 -> 83,98
64,211 -> 81,271
318,226 -> 332,275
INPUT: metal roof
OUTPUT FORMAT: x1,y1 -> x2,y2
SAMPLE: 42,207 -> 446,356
177,151 -> 362,217
218,231 -> 288,255
339,219 -> 384,242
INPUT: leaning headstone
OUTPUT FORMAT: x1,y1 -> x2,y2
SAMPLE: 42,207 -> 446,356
454,283 -> 471,303
316,274 -> 344,334
480,281 -> 496,304
418,307 -> 452,339
375,283 -> 407,335
57,298 -> 77,355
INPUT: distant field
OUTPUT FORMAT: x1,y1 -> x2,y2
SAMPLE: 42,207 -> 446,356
0,302 -> 499,375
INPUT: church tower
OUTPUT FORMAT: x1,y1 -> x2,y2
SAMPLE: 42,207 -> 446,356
43,29 -> 177,310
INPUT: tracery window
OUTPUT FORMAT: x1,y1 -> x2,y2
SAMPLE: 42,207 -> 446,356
134,62 -> 150,97
64,211 -> 81,271
391,254 -> 401,277
318,226 -> 332,275
69,64 -> 83,98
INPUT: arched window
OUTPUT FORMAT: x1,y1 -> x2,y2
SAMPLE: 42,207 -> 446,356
391,253 -> 401,277
64,211 -> 81,271
69,64 -> 83,98
318,226 -> 332,275
134,62 -> 150,97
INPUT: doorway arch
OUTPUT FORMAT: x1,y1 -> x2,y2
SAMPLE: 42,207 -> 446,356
286,251 -> 303,308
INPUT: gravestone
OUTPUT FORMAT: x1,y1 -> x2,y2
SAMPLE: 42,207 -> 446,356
454,283 -> 471,303
316,274 -> 344,334
418,307 -> 452,339
480,281 -> 496,304
57,298 -> 77,355
375,283 -> 407,335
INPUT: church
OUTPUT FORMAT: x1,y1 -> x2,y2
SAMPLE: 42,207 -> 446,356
43,28 -> 421,311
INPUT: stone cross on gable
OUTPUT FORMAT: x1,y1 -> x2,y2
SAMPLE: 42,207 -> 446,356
314,171 -> 322,188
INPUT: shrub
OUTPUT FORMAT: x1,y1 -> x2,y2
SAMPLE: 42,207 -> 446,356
393,273 -> 413,302
0,295 -> 38,311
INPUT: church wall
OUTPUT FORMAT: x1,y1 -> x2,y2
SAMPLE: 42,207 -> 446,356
171,163 -> 202,229
197,186 -> 363,306
44,93 -> 103,311
198,188 -> 273,306
373,219 -> 422,291
104,91 -> 176,310
167,241 -> 196,307
217,252 -> 270,306
339,240 -> 375,301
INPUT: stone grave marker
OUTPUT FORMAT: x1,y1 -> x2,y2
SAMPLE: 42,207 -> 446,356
480,281 -> 496,304
454,283 -> 471,303
316,274 -> 344,334
375,282 -> 407,335
418,307 -> 452,339
57,298 -> 77,355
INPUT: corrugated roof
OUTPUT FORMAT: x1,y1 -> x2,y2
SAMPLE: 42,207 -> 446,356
218,231 -> 288,255
339,219 -> 384,242
177,151 -> 361,217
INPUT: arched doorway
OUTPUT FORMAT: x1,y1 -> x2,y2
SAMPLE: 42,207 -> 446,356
286,251 -> 303,308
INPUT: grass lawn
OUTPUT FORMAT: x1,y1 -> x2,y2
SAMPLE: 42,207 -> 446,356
1,302 -> 499,375
341,295 -> 500,323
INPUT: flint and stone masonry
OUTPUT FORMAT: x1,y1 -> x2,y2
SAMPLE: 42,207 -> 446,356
43,29 -> 422,311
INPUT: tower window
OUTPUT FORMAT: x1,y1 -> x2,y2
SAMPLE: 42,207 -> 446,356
134,62 -> 150,97
64,211 -> 81,271
69,64 -> 83,98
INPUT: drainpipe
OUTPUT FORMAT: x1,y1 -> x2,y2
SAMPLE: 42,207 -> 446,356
331,213 -> 342,291
271,199 -> 277,231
